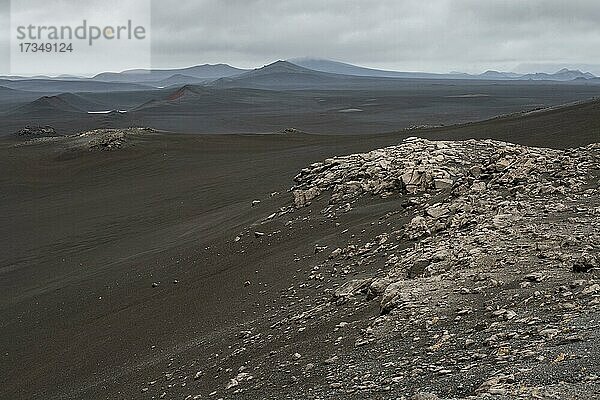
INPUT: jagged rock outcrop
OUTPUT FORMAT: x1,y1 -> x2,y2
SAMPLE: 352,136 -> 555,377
291,138 -> 600,314
257,138 -> 598,398
78,128 -> 154,151
293,137 -> 598,207
176,138 -> 599,399
14,125 -> 58,137
15,127 -> 156,151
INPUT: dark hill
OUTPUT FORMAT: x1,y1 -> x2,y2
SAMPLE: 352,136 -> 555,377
0,86 -> 55,114
53,93 -> 105,112
419,98 -> 600,148
131,85 -> 208,110
211,60 -> 356,89
12,95 -> 85,115
9,92 -> 110,116
165,85 -> 205,101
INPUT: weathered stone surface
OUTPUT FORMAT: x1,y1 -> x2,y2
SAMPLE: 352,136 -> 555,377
333,278 -> 373,300
293,187 -> 321,208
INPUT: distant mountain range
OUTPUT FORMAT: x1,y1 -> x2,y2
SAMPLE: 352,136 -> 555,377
1,59 -> 597,90
476,70 -> 523,79
4,59 -> 600,119
287,57 -> 454,79
289,58 -> 597,82
519,68 -> 596,81
92,64 -> 247,85
3,57 -> 600,136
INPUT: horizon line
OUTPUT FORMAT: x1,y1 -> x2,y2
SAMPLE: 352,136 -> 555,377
2,58 -> 597,79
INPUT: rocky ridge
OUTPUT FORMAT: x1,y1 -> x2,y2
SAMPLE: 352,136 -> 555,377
14,125 -> 59,137
141,138 -> 599,399
14,127 -> 155,151
286,138 -> 600,398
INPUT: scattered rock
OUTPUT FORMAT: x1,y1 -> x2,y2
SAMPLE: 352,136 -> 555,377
524,272 -> 545,282
573,253 -> 598,273
15,125 -> 58,137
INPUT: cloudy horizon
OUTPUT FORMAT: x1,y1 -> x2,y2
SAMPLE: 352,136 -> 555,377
3,0 -> 600,76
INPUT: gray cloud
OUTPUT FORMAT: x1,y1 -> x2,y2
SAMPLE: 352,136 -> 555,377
147,0 -> 600,74
3,0 -> 600,75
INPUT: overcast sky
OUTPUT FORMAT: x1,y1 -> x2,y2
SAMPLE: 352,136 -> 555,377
3,0 -> 600,75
